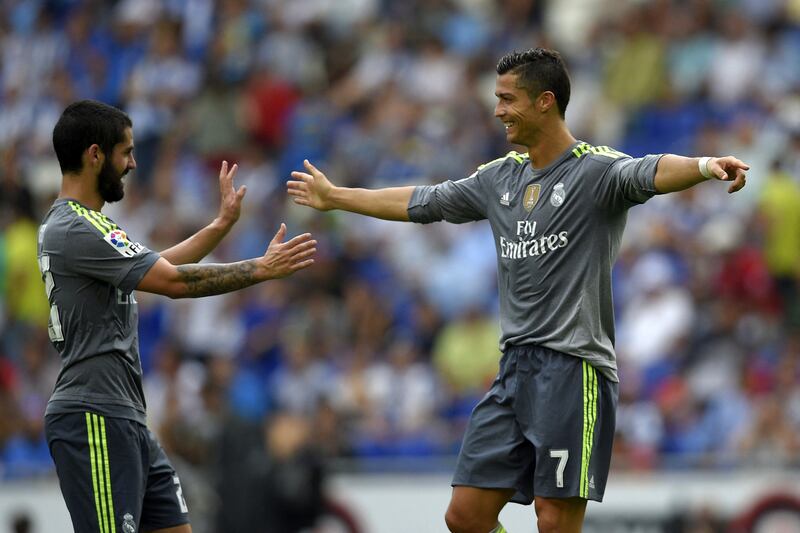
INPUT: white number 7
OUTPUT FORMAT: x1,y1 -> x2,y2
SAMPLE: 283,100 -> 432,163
550,449 -> 569,488
38,254 -> 64,342
173,476 -> 188,513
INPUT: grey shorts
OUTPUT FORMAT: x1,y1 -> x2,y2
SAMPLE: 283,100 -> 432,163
452,345 -> 618,504
45,412 -> 189,533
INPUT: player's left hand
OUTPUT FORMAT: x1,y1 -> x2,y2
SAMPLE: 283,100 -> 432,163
217,160 -> 247,225
708,156 -> 750,194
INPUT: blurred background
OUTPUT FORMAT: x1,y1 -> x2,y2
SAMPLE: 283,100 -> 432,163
2,0 -> 800,531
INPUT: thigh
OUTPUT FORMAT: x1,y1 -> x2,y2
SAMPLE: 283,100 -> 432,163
140,429 -> 190,531
46,412 -> 147,533
518,351 -> 618,502
452,352 -> 536,504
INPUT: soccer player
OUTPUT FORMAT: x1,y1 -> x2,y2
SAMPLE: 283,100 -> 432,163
39,100 -> 316,533
287,48 -> 749,533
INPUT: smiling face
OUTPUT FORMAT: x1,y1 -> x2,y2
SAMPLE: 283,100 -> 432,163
98,127 -> 136,203
494,72 -> 541,147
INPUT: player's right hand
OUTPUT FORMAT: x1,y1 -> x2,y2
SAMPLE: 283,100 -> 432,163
287,159 -> 335,211
216,160 -> 247,226
261,223 -> 316,278
707,156 -> 750,194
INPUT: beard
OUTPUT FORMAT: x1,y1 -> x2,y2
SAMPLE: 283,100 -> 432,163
97,159 -> 126,203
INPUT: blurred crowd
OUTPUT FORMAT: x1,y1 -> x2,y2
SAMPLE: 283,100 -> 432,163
2,0 -> 800,524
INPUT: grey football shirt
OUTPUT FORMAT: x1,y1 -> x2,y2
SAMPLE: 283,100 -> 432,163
408,142 -> 663,381
37,198 -> 160,424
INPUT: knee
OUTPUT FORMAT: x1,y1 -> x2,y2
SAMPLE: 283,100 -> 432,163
444,503 -> 496,533
444,505 -> 470,533
535,500 -> 562,533
535,498 -> 584,533
536,511 -> 561,533
444,508 -> 462,533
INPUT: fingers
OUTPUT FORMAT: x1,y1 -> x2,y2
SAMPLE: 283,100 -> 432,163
269,225 -> 314,250
287,189 -> 308,201
287,195 -> 311,207
219,161 -> 239,180
288,161 -> 329,211
270,223 -> 287,245
219,161 -> 240,204
285,236 -> 315,253
290,171 -> 313,182
726,156 -> 750,171
286,180 -> 308,192
304,159 -> 319,175
287,194 -> 310,206
716,156 -> 750,176
728,169 -> 747,194
707,156 -> 748,193
290,258 -> 315,271
286,179 -> 310,205
288,241 -> 316,271
291,243 -> 317,262
283,232 -> 314,248
264,228 -> 317,276
711,157 -> 750,184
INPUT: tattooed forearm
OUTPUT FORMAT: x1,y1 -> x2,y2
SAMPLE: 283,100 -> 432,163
176,260 -> 260,297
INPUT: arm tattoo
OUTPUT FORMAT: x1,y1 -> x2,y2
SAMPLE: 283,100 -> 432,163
176,260 -> 259,297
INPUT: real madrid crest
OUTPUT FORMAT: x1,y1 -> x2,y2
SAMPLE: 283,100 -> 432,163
122,513 -> 136,533
550,183 -> 566,207
523,184 -> 541,212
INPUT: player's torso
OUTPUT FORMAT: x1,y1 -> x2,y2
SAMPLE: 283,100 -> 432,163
38,204 -> 140,363
483,149 -> 597,282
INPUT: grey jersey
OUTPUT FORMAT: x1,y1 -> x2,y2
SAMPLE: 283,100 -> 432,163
37,199 -> 159,424
408,142 -> 663,381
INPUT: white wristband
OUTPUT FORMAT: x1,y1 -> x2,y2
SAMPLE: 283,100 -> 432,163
698,157 -> 714,179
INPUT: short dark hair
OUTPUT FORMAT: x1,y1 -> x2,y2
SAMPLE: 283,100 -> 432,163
52,100 -> 132,173
496,48 -> 571,118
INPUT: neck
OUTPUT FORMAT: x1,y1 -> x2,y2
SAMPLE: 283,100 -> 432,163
59,172 -> 103,211
526,121 -> 576,169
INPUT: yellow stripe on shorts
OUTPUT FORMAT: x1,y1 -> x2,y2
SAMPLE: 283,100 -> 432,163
86,413 -> 115,533
580,362 -> 598,498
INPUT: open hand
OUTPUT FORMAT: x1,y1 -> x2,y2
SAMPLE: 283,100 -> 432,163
287,159 -> 335,210
262,223 -> 316,278
217,160 -> 247,225
707,156 -> 750,194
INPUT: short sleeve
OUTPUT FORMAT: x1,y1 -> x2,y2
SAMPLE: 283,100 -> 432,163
64,218 -> 159,294
593,154 -> 663,212
407,171 -> 488,224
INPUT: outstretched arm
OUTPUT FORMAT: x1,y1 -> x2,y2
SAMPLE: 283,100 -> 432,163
654,155 -> 749,194
160,161 -> 247,264
137,223 -> 315,298
287,160 -> 414,221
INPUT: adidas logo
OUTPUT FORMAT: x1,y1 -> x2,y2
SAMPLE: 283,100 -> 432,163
589,475 -> 595,489
500,191 -> 511,206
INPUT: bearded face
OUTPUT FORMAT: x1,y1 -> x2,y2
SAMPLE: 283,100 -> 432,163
95,127 -> 135,204
97,156 -> 127,203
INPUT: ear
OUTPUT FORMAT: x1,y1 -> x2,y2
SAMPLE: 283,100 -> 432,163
537,91 -> 557,114
85,144 -> 104,168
